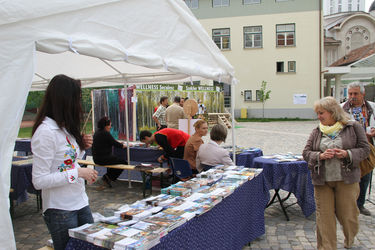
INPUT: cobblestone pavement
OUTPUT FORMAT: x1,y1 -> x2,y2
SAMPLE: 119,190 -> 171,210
12,121 -> 375,249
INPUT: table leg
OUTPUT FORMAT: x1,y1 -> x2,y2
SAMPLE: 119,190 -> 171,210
266,189 -> 290,221
160,173 -> 164,188
141,172 -> 146,198
149,173 -> 152,196
37,191 -> 42,211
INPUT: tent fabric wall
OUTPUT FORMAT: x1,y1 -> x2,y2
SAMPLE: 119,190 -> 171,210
0,1 -> 236,249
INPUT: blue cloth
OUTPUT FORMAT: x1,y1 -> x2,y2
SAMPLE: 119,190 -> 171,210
253,157 -> 315,218
66,173 -> 269,250
44,205 -> 94,250
14,139 -> 32,153
10,157 -> 37,204
230,149 -> 263,168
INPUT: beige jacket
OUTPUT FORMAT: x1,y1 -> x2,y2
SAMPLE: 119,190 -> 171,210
166,103 -> 186,129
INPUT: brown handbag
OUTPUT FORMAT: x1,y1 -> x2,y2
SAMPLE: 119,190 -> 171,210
359,142 -> 375,177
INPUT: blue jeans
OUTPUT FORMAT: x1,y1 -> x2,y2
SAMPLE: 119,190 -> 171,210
43,205 -> 93,250
357,172 -> 371,208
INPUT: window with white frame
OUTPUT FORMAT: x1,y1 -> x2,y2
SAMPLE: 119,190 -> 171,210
348,0 -> 352,11
276,61 -> 284,72
338,0 -> 342,12
288,61 -> 296,72
213,0 -> 229,7
213,28 -> 230,50
256,90 -> 261,101
357,0 -> 360,11
243,0 -> 260,4
276,24 -> 295,46
330,0 -> 334,14
244,26 -> 262,48
244,90 -> 252,101
185,0 -> 199,9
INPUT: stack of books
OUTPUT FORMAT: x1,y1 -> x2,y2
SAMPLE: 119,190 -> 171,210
262,154 -> 303,162
69,164 -> 264,249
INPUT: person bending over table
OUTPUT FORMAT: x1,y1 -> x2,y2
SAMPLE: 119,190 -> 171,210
303,96 -> 369,250
32,75 -> 98,250
183,120 -> 208,173
196,124 -> 234,172
92,116 -> 128,188
140,128 -> 190,163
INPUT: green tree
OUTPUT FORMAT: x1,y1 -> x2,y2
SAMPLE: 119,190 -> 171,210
259,81 -> 271,118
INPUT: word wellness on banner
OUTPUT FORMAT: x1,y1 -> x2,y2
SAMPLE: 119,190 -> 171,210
136,84 -> 221,92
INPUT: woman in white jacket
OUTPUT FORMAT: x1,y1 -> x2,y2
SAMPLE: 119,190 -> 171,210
32,74 -> 98,250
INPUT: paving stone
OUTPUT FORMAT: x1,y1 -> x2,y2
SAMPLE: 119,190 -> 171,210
12,121 -> 375,249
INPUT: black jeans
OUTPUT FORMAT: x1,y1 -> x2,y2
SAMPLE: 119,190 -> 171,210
357,171 -> 372,208
43,205 -> 93,250
94,155 -> 127,181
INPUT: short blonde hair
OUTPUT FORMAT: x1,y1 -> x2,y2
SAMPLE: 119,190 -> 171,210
314,96 -> 350,124
193,119 -> 207,129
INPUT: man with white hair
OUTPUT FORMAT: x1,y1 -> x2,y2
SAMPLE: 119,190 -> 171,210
341,82 -> 375,216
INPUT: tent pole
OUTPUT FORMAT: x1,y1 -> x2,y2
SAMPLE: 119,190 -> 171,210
100,59 -> 132,188
124,80 -> 132,188
231,82 -> 236,164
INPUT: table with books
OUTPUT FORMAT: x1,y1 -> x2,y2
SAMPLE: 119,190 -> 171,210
253,155 -> 315,221
228,147 -> 263,168
10,156 -> 41,210
14,138 -> 32,155
66,166 -> 269,250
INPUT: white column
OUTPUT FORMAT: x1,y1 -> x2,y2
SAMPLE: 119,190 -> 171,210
334,75 -> 342,102
325,78 -> 331,97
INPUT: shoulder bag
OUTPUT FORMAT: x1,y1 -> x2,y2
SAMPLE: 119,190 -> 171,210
359,142 -> 375,177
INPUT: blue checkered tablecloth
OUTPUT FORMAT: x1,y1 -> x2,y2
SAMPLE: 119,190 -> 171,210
66,173 -> 269,250
253,157 -> 315,218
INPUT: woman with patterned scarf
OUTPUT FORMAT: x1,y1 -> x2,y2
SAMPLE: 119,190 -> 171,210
303,96 -> 370,250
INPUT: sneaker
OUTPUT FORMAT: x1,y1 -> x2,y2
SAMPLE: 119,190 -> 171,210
359,206 -> 371,216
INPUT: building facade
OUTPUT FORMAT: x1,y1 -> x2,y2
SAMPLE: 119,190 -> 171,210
186,0 -> 322,118
323,0 -> 365,16
323,3 -> 375,100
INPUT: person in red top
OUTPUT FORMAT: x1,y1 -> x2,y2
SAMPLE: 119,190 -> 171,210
140,128 -> 190,163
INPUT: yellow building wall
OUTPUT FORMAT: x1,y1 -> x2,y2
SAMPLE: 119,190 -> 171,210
199,11 -> 321,116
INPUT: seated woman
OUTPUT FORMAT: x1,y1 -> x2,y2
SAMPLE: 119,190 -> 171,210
196,124 -> 234,172
183,120 -> 208,173
92,117 -> 127,188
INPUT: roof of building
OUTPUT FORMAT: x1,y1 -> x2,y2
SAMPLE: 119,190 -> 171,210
330,42 -> 375,66
324,36 -> 341,45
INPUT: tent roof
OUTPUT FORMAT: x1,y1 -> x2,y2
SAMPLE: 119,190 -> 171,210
0,1 -> 236,249
32,51 -> 206,90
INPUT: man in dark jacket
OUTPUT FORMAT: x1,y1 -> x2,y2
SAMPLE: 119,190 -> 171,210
341,82 -> 375,216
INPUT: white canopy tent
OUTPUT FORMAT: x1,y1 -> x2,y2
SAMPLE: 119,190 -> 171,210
0,1 -> 237,249
32,51 -> 208,91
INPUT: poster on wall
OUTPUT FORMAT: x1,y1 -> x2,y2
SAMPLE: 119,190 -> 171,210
136,84 -> 224,132
92,87 -> 134,140
92,84 -> 224,140
293,94 -> 307,105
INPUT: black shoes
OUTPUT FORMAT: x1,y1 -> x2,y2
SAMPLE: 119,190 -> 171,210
359,206 -> 371,216
102,175 -> 113,188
